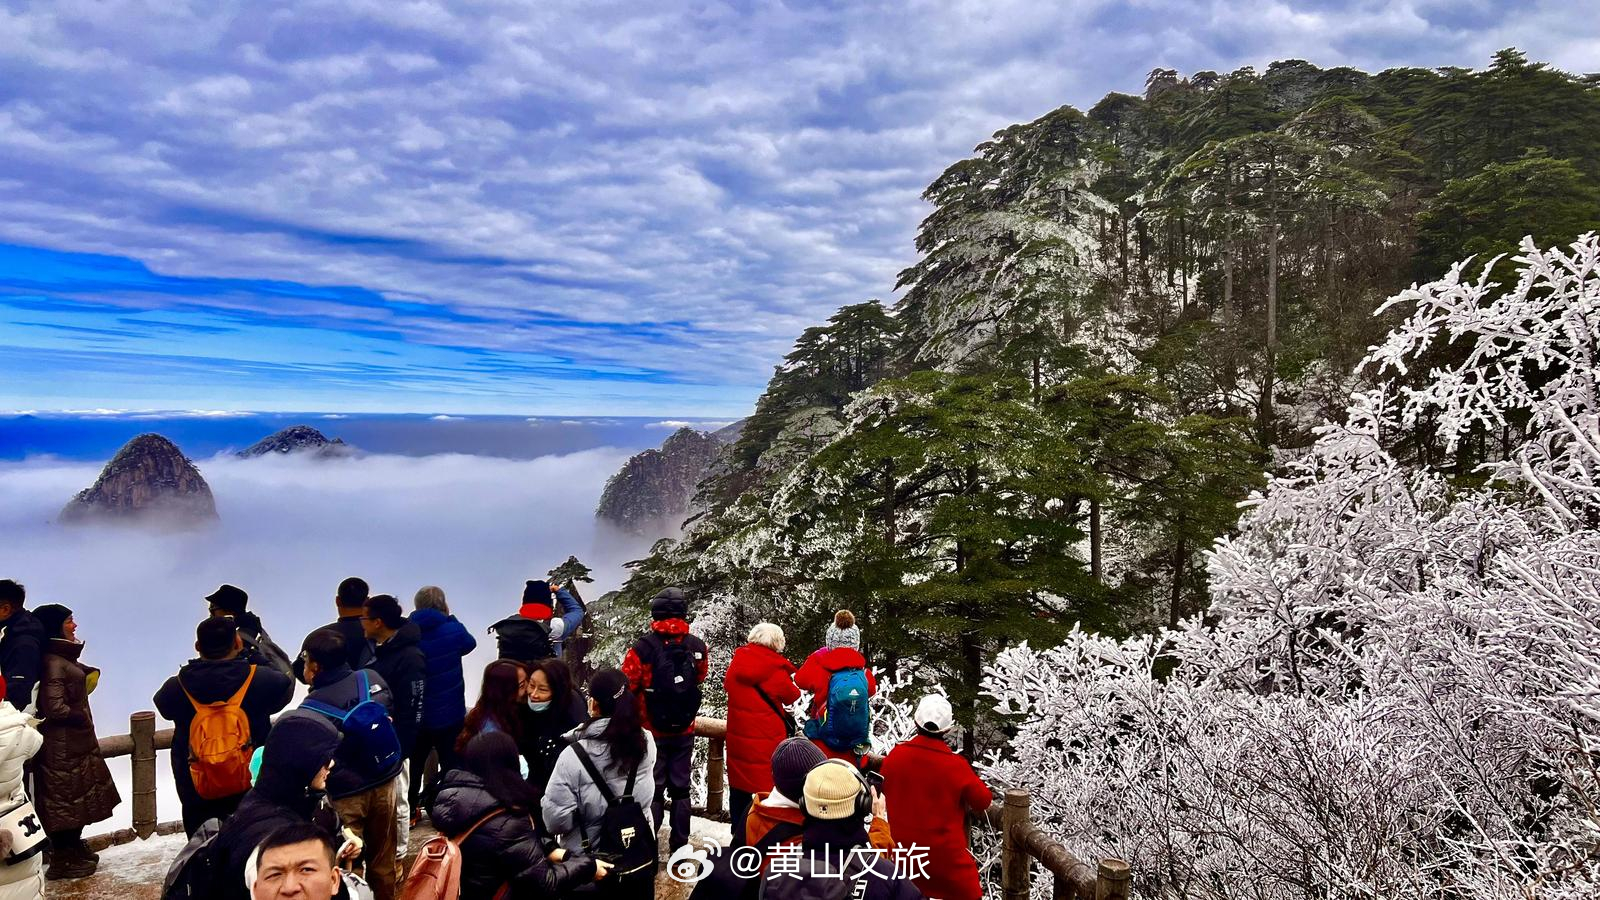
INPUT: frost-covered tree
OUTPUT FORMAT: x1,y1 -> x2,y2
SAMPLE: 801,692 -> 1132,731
984,236 -> 1600,899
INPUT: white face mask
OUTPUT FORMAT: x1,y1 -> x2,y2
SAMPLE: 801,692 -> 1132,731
519,756 -> 530,780
527,699 -> 552,713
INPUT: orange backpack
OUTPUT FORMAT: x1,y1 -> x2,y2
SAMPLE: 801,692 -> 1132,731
183,665 -> 256,800
400,809 -> 510,900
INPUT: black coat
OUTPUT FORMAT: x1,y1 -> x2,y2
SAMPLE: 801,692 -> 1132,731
491,615 -> 555,665
371,621 -> 427,757
0,610 -> 44,709
210,711 -> 343,900
429,768 -> 596,898
292,616 -> 374,682
517,692 -> 587,793
301,664 -> 398,799
153,658 -> 294,804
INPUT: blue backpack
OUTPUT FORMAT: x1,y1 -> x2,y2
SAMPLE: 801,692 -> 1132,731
805,668 -> 871,752
303,671 -> 403,780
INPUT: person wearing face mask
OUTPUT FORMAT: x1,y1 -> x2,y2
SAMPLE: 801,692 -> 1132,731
212,711 -> 347,900
29,604 -> 118,881
428,732 -> 603,897
516,658 -> 586,793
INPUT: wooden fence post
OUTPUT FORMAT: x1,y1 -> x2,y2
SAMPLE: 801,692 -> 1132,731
706,737 -> 725,816
1002,788 -> 1031,900
1094,858 -> 1131,900
131,711 -> 157,839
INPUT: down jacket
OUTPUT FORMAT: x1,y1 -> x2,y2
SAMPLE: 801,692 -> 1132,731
794,646 -> 877,721
880,734 -> 994,900
409,607 -> 476,729
723,642 -> 800,794
0,701 -> 42,899
33,639 -> 119,832
540,718 -> 657,854
429,768 -> 596,897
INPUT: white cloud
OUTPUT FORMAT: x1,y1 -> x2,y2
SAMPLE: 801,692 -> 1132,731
647,419 -> 735,430
430,414 -> 463,421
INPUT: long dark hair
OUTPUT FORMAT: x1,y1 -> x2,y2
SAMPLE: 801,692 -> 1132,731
461,731 -> 540,813
527,657 -> 575,713
587,668 -> 647,776
459,660 -> 525,752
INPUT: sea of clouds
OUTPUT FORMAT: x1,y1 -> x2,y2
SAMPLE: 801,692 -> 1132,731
0,447 -> 653,834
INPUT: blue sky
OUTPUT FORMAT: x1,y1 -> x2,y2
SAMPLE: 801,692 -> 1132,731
1,0 -> 1595,416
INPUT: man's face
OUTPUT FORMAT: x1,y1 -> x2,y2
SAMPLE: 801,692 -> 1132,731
253,839 -> 339,900
0,602 -> 14,622
360,612 -> 382,641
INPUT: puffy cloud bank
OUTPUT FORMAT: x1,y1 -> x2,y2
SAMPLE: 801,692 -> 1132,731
0,447 -> 650,833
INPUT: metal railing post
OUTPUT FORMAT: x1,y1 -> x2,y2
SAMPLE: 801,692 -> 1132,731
131,711 -> 157,838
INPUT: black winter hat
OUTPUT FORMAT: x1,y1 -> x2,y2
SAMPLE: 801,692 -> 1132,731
255,710 -> 342,803
650,587 -> 688,621
771,736 -> 826,802
34,604 -> 72,640
205,584 -> 249,614
522,580 -> 552,605
196,617 -> 238,659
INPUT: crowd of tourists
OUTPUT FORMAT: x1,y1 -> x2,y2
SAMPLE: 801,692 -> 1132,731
0,576 -> 992,900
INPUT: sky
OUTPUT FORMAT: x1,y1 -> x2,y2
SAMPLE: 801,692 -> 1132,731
2,0 -> 1597,416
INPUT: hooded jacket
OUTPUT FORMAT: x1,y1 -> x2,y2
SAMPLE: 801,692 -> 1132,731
429,768 -> 596,897
370,620 -> 426,756
153,657 -> 294,804
723,642 -> 801,793
211,711 -> 343,900
0,612 -> 43,712
794,647 -> 878,720
0,700 -> 42,898
300,663 -> 399,799
621,618 -> 710,736
880,733 -> 993,900
34,638 -> 119,832
539,718 -> 657,854
409,607 -> 476,728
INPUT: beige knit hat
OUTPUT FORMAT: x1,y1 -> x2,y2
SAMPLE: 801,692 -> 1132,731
802,759 -> 864,820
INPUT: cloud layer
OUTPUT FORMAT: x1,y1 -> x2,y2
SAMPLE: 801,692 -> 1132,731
2,0 -> 1596,413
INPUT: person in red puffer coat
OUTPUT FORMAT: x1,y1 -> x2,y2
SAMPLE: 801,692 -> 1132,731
881,693 -> 993,900
723,622 -> 800,847
793,610 -> 877,764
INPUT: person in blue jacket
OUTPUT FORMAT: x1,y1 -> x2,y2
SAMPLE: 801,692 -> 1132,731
407,585 -> 476,818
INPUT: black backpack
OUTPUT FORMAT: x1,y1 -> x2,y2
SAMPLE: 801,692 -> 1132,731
161,817 -> 222,900
491,616 -> 554,664
636,632 -> 704,733
570,743 -> 658,884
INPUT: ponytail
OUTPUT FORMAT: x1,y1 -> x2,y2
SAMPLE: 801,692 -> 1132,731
588,668 -> 647,776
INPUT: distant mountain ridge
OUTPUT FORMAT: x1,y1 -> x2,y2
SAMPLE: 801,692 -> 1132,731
59,433 -> 218,526
595,423 -> 741,535
237,424 -> 352,458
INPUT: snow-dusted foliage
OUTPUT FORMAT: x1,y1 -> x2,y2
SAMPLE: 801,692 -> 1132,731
983,236 -> 1600,899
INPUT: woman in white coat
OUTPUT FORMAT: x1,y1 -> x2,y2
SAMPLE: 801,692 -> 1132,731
0,687 -> 44,900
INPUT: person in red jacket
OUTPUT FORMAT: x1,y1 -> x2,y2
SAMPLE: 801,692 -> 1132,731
723,622 -> 801,847
793,610 -> 878,764
621,587 -> 708,852
880,693 -> 993,900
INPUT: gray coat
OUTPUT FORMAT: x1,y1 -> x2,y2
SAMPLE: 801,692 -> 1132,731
539,717 -> 657,853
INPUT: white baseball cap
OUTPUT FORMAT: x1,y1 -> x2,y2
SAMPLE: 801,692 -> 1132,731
914,694 -> 954,733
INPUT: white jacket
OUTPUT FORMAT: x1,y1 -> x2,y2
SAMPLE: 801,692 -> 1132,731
0,701 -> 42,899
540,718 -> 657,854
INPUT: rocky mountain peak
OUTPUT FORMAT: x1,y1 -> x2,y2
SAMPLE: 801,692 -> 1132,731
60,433 -> 218,526
237,424 -> 352,459
595,425 -> 734,536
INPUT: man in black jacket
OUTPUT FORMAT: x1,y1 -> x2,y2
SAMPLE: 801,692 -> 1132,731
361,593 -> 424,855
154,617 -> 295,835
0,580 -> 44,709
293,577 -> 375,682
205,583 -> 295,679
211,711 -> 344,900
298,628 -> 401,900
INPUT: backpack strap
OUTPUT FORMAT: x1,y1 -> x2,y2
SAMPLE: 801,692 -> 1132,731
570,742 -> 618,806
355,669 -> 370,699
753,685 -> 796,737
227,666 -> 257,706
300,699 -> 349,722
450,808 -> 507,846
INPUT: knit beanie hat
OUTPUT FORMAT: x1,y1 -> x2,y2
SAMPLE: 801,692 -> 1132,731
824,610 -> 860,651
34,604 -> 72,640
771,736 -> 826,801
520,580 -> 554,620
803,759 -> 864,820
651,587 -> 689,621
